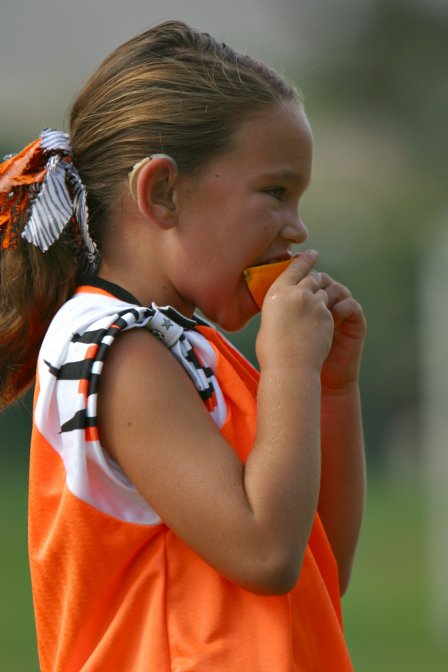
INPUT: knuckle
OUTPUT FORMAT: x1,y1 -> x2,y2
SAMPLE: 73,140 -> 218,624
307,270 -> 321,284
335,282 -> 351,296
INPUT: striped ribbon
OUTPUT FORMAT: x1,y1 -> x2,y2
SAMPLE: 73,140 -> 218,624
21,129 -> 99,272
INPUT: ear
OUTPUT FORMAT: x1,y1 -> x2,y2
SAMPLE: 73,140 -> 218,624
131,155 -> 179,229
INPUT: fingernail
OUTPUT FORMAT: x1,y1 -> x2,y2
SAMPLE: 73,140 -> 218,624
306,249 -> 319,260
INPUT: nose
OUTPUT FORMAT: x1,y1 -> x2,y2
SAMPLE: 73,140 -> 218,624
281,212 -> 308,244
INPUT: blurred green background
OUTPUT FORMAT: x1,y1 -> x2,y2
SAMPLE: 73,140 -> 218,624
1,0 -> 447,669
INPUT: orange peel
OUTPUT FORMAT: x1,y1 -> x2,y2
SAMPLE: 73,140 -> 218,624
243,258 -> 293,309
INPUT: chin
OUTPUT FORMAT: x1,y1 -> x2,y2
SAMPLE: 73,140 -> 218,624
212,303 -> 258,333
219,318 -> 250,333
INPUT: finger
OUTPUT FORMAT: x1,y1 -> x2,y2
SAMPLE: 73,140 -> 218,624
319,273 -> 349,295
330,297 -> 365,327
324,282 -> 352,309
309,270 -> 322,283
273,250 -> 319,287
299,270 -> 323,292
319,272 -> 334,290
316,288 -> 330,306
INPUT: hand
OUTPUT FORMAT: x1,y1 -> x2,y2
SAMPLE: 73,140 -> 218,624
256,251 -> 334,372
319,273 -> 367,391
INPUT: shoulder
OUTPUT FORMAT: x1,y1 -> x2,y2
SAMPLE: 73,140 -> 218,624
101,325 -> 195,386
97,327 -> 211,456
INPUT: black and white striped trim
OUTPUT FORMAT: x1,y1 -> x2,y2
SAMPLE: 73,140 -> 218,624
46,303 -> 220,436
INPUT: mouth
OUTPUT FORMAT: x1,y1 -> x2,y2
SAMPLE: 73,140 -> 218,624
252,252 -> 292,267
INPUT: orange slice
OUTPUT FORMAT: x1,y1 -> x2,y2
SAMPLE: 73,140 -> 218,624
244,258 -> 293,309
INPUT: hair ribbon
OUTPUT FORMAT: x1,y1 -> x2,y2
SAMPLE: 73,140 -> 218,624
0,129 -> 99,272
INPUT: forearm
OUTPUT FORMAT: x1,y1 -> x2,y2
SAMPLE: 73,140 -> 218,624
243,366 -> 322,588
318,383 -> 366,593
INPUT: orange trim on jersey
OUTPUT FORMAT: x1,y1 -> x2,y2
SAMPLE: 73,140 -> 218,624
204,391 -> 218,413
76,285 -> 117,299
85,426 -> 100,442
85,344 -> 99,360
78,344 -> 99,399
78,377 -> 88,399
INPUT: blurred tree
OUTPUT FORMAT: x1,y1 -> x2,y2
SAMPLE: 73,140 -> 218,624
293,0 -> 447,468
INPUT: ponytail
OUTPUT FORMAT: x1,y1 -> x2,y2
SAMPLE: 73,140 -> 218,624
0,240 -> 77,408
0,130 -> 99,409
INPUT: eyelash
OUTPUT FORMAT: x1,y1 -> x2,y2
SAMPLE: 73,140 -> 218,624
265,187 -> 286,201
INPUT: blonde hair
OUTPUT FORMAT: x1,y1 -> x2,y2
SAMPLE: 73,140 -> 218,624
0,19 -> 301,409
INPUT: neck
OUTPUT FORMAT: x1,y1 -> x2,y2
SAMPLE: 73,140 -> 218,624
97,259 -> 195,316
97,190 -> 196,314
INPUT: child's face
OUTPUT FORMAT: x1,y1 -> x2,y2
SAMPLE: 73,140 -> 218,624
169,102 -> 312,330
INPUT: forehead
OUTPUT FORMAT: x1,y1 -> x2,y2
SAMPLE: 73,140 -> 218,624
222,102 -> 313,181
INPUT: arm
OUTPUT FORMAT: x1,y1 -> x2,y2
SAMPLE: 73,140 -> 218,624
97,252 -> 333,595
318,274 -> 367,594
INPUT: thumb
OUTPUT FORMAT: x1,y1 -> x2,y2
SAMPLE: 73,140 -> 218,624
272,250 -> 319,287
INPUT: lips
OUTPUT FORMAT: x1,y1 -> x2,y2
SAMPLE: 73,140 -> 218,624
253,253 -> 292,267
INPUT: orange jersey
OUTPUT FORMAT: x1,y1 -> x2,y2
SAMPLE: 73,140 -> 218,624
29,278 -> 353,671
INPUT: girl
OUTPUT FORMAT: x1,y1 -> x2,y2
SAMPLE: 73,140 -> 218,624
0,20 -> 366,671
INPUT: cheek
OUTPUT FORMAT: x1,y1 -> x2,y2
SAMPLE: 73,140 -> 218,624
169,252 -> 223,304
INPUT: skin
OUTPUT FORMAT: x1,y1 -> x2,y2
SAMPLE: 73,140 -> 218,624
97,102 -> 367,595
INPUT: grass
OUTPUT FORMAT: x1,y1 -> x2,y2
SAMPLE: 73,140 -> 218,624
343,473 -> 448,670
1,458 -> 447,671
1,459 -> 38,671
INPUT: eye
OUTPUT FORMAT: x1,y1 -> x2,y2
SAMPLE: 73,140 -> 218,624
264,187 -> 286,201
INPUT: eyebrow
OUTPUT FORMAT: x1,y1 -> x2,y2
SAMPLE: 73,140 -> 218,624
258,170 -> 311,187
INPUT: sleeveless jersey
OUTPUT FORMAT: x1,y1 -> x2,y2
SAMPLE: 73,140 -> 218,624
28,278 -> 353,671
